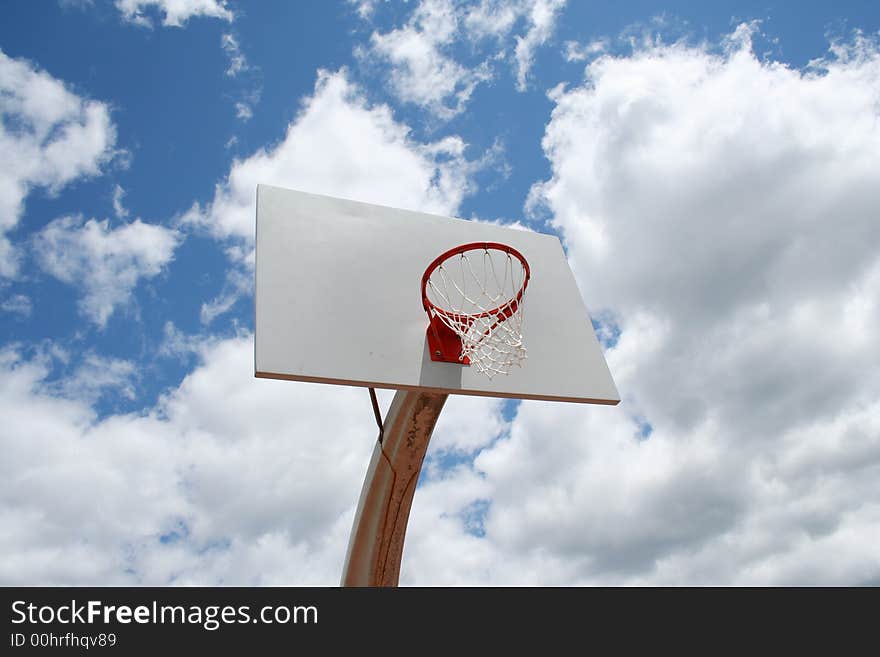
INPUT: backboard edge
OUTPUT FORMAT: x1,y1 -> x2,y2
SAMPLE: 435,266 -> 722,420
254,370 -> 621,406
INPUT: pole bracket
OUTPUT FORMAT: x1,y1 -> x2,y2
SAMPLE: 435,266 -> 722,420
368,387 -> 384,443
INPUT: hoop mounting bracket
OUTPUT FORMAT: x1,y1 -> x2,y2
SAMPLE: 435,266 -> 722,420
426,315 -> 471,364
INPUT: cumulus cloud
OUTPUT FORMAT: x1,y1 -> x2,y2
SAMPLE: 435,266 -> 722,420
195,68 -> 474,245
34,215 -> 181,328
404,26 -> 880,583
367,0 -> 492,118
511,0 -> 566,89
360,0 -> 568,117
480,25 -> 880,583
0,50 -> 117,277
115,0 -> 233,27
52,352 -> 139,403
428,395 -> 508,455
0,337 -> 508,585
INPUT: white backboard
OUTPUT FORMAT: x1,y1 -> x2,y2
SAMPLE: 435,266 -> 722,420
255,185 -> 619,405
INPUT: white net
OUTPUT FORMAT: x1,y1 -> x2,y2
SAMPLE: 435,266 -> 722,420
425,246 -> 528,379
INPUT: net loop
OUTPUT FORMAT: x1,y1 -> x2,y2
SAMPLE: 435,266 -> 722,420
422,242 -> 530,379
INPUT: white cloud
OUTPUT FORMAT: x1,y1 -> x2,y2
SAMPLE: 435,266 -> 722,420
34,215 -> 181,328
54,352 -> 138,403
1,294 -> 32,317
158,321 -> 205,361
511,0 -> 566,90
461,0 -> 565,53
0,337 -> 515,585
0,338 -> 372,584
349,0 -> 381,20
199,68 -> 474,244
0,50 -> 117,277
359,0 -> 568,116
234,101 -> 253,121
368,0 -> 492,118
199,294 -> 237,326
427,395 -> 508,455
563,38 -> 608,62
484,26 -> 880,583
115,0 -> 233,27
199,267 -> 251,325
112,184 -> 129,218
462,0 -> 524,38
221,33 -> 247,77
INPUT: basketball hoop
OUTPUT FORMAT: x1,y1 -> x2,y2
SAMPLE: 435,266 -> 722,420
421,242 -> 530,379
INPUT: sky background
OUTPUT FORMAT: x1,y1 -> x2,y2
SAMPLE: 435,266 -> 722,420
1,0 -> 879,585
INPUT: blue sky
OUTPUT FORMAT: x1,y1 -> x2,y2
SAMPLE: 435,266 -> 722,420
2,1 -> 879,585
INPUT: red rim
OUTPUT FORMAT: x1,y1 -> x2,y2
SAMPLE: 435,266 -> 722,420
421,242 -> 530,322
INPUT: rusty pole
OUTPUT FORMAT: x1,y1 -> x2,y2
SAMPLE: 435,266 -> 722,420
341,390 -> 448,586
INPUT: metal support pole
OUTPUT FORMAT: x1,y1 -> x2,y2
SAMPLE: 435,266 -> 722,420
342,389 -> 448,586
